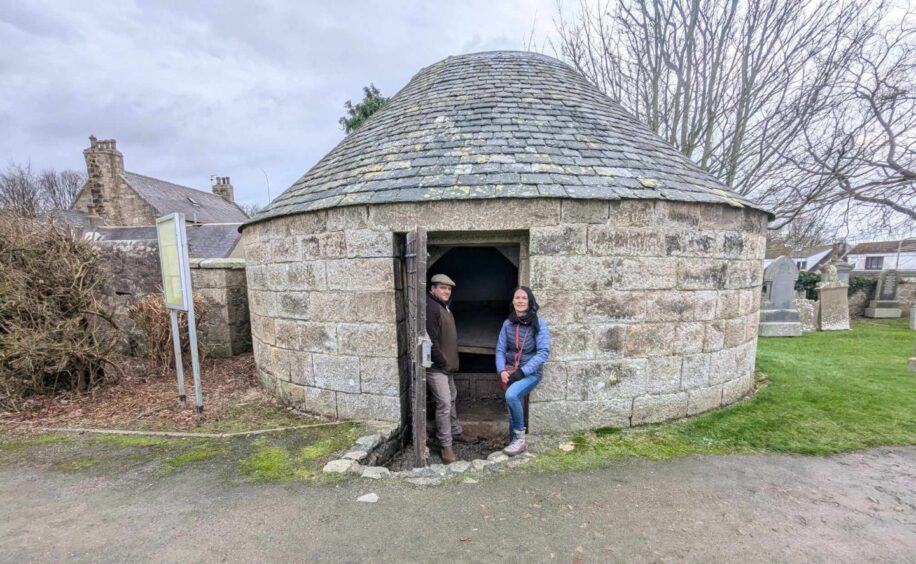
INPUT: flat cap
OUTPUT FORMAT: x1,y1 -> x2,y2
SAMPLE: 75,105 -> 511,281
430,274 -> 456,287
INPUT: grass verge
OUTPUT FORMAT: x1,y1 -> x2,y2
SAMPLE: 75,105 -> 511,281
535,318 -> 916,471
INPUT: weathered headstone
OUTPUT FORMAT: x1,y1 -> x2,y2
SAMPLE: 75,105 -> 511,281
864,270 -> 902,318
834,260 -> 854,283
815,262 -> 850,331
910,307 -> 916,330
758,256 -> 802,337
795,298 -> 816,332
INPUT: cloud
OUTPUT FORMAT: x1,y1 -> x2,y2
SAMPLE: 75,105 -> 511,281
0,0 -> 557,208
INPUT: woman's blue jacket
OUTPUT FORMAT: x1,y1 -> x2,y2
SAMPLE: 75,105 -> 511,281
495,318 -> 551,379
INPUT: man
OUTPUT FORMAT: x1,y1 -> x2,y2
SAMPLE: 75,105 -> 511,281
426,273 -> 476,463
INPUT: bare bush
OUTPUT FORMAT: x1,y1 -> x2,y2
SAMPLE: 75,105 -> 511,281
0,215 -> 117,411
127,293 -> 208,371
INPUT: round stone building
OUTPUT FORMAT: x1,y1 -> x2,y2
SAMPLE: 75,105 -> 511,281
240,51 -> 770,436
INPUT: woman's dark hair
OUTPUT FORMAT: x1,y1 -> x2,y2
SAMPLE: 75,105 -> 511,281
509,286 -> 540,332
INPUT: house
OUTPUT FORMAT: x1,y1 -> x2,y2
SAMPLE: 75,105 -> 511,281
764,241 -> 836,273
59,137 -> 252,357
70,136 -> 248,226
240,51 -> 771,440
846,240 -> 916,275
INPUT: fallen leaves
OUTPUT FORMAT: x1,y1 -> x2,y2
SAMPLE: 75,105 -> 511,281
1,354 -> 263,434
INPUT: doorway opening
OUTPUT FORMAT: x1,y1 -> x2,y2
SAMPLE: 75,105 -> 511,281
426,244 -> 520,442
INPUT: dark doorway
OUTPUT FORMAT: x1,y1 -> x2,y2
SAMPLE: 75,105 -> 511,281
427,245 -> 519,441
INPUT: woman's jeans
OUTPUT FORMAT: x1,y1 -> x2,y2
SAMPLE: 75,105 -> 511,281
505,374 -> 540,438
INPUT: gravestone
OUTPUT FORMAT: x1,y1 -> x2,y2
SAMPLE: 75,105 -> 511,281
816,262 -> 850,331
911,307 -> 916,330
864,270 -> 902,318
795,298 -> 816,332
834,260 -> 854,283
759,256 -> 802,337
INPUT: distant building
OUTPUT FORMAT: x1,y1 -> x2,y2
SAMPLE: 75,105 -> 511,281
49,137 -> 252,357
846,240 -> 916,275
764,242 -> 836,273
70,136 -> 248,226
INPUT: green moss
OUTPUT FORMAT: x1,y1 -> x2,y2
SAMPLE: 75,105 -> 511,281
56,457 -> 103,471
193,404 -> 322,434
163,445 -> 228,473
237,424 -> 362,482
535,318 -> 916,471
0,438 -> 26,451
238,445 -> 298,480
298,438 -> 338,461
29,433 -> 71,445
92,434 -> 184,448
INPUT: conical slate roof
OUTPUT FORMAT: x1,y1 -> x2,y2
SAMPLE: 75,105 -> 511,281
252,51 -> 767,224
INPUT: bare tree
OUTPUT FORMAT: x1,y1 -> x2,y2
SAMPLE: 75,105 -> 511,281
0,163 -> 86,218
39,169 -> 85,211
0,163 -> 43,218
237,202 -> 262,217
786,22 -> 916,225
548,0 -> 914,230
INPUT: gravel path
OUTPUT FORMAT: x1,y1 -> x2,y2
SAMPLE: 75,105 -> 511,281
1,446 -> 914,562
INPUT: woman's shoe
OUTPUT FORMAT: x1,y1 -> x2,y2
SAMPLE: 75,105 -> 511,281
503,430 -> 527,456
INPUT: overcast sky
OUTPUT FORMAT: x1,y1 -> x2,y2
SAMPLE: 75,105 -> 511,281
0,0 -> 560,210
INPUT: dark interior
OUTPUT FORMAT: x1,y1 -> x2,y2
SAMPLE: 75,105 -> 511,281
426,245 -> 519,440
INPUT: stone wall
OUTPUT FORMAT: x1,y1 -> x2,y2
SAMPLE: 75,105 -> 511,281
241,198 -> 768,432
94,239 -> 162,350
190,259 -> 252,357
93,240 -> 251,357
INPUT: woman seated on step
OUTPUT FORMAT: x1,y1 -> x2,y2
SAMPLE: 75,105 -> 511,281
495,286 -> 551,456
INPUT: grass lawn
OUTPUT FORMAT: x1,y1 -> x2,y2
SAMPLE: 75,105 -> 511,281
536,318 -> 916,470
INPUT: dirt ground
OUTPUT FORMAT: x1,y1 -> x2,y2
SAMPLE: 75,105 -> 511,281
1,443 -> 913,562
0,354 -> 308,435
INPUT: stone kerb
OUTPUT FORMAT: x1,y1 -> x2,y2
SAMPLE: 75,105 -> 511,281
242,198 -> 768,431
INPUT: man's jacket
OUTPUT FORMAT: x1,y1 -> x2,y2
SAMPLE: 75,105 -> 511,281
426,293 -> 459,373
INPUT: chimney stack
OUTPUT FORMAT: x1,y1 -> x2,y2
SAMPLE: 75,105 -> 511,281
211,176 -> 235,202
83,135 -> 125,221
84,202 -> 104,232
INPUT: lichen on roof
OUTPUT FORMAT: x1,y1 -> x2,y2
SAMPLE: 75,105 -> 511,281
250,51 -> 768,225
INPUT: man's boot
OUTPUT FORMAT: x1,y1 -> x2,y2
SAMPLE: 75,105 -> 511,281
441,446 -> 457,464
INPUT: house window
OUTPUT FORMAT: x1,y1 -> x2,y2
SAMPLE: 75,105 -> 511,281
865,256 -> 883,270
796,260 -> 806,271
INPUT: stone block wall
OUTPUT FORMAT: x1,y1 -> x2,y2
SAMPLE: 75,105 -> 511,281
241,198 -> 768,431
92,239 -> 251,357
95,240 -> 161,349
190,259 -> 252,357
73,175 -> 158,227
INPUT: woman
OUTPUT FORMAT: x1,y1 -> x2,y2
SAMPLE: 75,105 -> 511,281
495,286 -> 550,456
